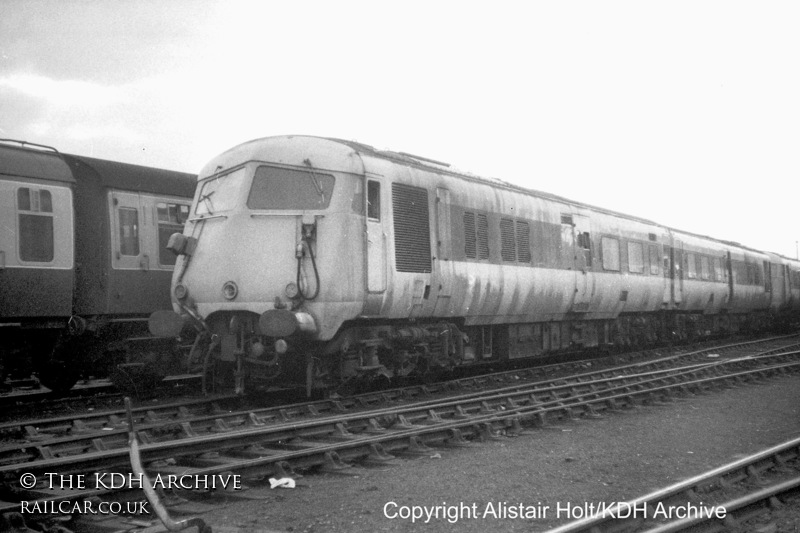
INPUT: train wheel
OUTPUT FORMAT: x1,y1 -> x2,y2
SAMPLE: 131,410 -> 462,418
37,359 -> 80,392
35,334 -> 82,392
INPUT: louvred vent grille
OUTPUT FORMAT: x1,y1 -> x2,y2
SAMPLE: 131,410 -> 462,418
392,183 -> 431,273
464,212 -> 476,258
500,218 -> 516,262
477,214 -> 489,259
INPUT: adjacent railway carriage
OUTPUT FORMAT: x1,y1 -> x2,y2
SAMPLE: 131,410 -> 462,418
151,135 -> 800,394
0,140 -> 195,390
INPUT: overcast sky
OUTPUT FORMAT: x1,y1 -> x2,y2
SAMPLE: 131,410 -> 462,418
2,1 -> 798,258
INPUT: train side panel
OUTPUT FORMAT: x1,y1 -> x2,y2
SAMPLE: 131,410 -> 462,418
360,156 -> 670,328
0,144 -> 75,321
0,177 -> 74,319
669,232 -> 733,314
64,155 -> 195,318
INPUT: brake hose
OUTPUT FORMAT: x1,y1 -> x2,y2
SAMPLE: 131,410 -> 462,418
297,237 -> 321,300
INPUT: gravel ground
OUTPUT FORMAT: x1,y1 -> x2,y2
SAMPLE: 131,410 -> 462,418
185,373 -> 800,533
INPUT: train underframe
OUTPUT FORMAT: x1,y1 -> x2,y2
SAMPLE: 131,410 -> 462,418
0,316 -> 187,393
188,307 -> 792,396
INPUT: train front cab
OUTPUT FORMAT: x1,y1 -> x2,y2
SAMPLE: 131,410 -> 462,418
153,137 -> 370,393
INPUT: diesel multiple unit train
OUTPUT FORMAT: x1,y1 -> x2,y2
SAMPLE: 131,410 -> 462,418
0,140 -> 196,391
148,135 -> 800,395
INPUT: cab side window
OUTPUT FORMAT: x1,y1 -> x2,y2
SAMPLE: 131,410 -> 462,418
367,180 -> 380,220
17,187 -> 54,262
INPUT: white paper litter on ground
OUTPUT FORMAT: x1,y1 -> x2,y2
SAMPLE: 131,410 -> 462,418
269,477 -> 296,489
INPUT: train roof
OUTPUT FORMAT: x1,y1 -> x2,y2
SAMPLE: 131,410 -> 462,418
212,135 -> 792,259
0,140 -> 75,184
62,153 -> 196,197
325,137 -> 793,257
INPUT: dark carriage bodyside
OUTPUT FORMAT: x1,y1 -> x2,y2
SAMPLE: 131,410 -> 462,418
61,154 -> 196,319
0,143 -> 75,321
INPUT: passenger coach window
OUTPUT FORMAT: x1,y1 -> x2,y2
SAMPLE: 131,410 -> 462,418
157,202 -> 190,266
628,242 -> 644,273
700,256 -> 711,280
601,237 -> 620,271
714,258 -> 724,281
118,208 -> 140,256
649,245 -> 659,275
17,187 -> 54,262
686,253 -> 697,279
248,166 -> 334,210
367,181 -> 380,220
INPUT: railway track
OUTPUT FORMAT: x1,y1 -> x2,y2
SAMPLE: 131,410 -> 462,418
545,435 -> 800,533
1,335 -> 799,531
2,334 -> 794,440
1,336 -> 796,458
0,332 -> 784,409
0,373 -> 206,412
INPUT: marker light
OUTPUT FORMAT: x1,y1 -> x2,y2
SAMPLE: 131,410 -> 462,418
222,281 -> 238,300
174,284 -> 188,300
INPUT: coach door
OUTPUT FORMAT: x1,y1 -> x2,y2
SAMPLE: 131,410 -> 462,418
671,239 -> 684,306
110,191 -> 145,271
571,214 -> 593,311
365,178 -> 387,294
433,187 -> 452,314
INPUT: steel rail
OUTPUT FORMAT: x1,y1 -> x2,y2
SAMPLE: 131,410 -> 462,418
3,348 -> 796,469
2,336 -> 797,532
641,475 -> 800,533
1,360 -> 797,533
2,335 -> 795,448
4,335 -> 797,451
2,357 -> 797,495
543,435 -> 800,533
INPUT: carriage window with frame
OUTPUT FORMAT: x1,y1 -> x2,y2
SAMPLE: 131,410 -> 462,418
157,202 -> 190,266
601,237 -> 620,271
700,256 -> 711,280
17,187 -> 54,262
118,208 -> 140,256
627,241 -> 644,274
649,245 -> 660,275
686,253 -> 697,279
714,257 -> 724,281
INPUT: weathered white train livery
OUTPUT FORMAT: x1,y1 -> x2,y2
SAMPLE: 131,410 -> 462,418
151,136 -> 800,394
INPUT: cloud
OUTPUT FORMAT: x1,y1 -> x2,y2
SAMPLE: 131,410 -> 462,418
0,73 -> 124,108
0,72 -> 152,157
